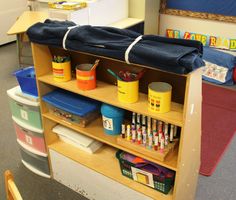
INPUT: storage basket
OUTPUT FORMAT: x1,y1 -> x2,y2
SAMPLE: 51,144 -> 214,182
116,150 -> 175,194
13,66 -> 38,97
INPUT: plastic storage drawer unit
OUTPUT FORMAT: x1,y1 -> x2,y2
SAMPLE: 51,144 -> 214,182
13,116 -> 46,154
42,90 -> 100,127
18,142 -> 50,175
7,86 -> 42,129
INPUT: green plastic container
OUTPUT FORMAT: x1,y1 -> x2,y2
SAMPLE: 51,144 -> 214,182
116,150 -> 175,194
7,86 -> 42,129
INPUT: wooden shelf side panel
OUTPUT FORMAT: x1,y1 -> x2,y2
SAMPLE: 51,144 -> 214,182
173,69 -> 202,200
32,43 -> 52,77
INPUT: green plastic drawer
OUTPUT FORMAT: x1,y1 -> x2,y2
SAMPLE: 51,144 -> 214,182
7,86 -> 42,129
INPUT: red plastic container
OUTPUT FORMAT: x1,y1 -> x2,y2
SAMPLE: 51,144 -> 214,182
13,116 -> 46,154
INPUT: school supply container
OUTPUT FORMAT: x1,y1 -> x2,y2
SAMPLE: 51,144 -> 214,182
13,116 -> 46,154
18,141 -> 50,175
7,86 -> 42,129
117,80 -> 139,103
76,63 -> 96,90
52,125 -> 103,154
116,150 -> 175,194
52,61 -> 71,82
42,90 -> 100,127
101,103 -> 124,135
148,82 -> 172,113
13,66 -> 38,96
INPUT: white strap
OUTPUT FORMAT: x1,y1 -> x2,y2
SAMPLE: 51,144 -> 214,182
125,35 -> 142,64
63,25 -> 80,50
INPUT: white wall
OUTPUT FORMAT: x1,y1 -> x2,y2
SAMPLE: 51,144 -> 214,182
0,0 -> 27,45
129,0 -> 160,35
159,14 -> 236,39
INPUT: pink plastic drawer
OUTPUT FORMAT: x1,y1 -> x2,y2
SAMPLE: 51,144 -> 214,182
13,116 -> 46,154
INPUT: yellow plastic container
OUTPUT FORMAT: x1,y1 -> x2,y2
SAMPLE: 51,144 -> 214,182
148,82 -> 172,113
52,61 -> 71,82
117,80 -> 139,103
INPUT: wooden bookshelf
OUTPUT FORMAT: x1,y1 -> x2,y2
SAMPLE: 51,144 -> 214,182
32,43 -> 201,200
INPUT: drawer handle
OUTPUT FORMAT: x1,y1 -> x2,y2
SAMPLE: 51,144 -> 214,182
21,128 -> 28,133
16,102 -> 23,107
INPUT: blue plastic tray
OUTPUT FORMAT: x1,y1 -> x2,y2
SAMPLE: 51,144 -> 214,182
42,90 -> 100,117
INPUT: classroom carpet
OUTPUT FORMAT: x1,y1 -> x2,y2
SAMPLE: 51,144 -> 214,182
200,83 -> 236,176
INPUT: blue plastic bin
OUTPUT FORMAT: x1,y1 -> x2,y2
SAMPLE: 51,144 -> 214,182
14,66 -> 38,97
42,89 -> 101,127
101,103 -> 124,135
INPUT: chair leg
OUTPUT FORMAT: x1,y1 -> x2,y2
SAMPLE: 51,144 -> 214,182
4,170 -> 14,200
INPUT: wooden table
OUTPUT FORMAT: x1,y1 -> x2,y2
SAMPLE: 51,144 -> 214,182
7,11 -> 48,67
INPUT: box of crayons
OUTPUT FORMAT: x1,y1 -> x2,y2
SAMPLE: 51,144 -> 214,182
117,112 -> 179,161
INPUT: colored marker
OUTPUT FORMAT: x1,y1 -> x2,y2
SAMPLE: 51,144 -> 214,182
170,124 -> 174,143
142,115 -> 146,126
158,121 -> 163,133
136,113 -> 141,130
132,128 -> 136,143
142,126 -> 147,146
154,130 -> 159,151
127,125 -> 131,141
121,124 -> 126,138
147,116 -> 151,130
164,123 -> 169,146
137,128 -> 142,145
152,119 -> 157,131
132,112 -> 136,130
148,128 -> 153,149
160,134 -> 165,153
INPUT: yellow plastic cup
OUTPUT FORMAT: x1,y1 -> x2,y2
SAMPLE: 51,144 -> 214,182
52,61 -> 71,82
117,80 -> 139,103
148,82 -> 172,113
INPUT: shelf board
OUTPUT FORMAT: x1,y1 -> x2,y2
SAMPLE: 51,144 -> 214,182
43,112 -> 178,171
38,74 -> 184,127
49,140 -> 173,200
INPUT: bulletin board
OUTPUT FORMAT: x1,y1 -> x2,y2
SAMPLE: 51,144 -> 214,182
160,0 -> 236,23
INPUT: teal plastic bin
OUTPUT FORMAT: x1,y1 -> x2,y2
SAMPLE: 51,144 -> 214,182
101,103 -> 124,135
7,86 -> 42,129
